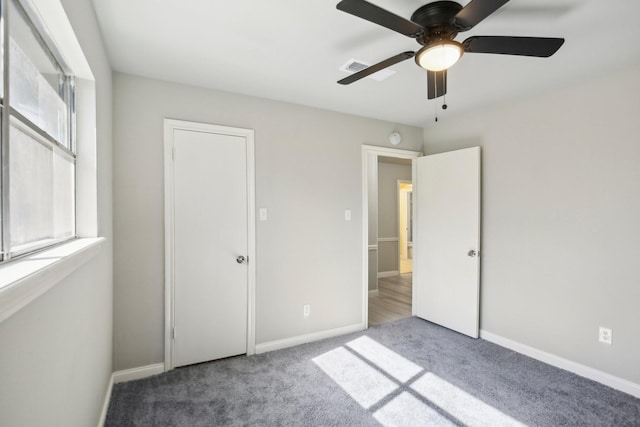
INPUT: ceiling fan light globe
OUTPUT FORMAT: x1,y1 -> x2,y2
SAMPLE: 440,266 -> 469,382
416,41 -> 463,71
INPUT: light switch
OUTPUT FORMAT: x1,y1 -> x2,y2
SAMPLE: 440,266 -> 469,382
345,209 -> 352,221
259,208 -> 268,221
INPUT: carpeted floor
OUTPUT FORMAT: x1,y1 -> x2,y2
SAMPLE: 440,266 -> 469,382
106,317 -> 640,426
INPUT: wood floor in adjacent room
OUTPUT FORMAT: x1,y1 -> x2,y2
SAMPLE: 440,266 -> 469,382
368,273 -> 412,327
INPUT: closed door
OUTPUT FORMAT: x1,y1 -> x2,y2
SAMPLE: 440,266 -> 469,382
414,147 -> 481,338
170,124 -> 250,367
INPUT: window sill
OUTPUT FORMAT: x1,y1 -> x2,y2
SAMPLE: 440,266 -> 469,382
0,237 -> 105,323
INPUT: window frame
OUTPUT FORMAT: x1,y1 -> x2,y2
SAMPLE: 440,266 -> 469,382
0,0 -> 102,324
1,0 -> 78,262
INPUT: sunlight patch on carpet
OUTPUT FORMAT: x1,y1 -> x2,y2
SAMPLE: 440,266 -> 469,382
373,392 -> 456,427
312,346 -> 397,409
313,335 -> 527,426
411,372 -> 526,427
346,336 -> 423,383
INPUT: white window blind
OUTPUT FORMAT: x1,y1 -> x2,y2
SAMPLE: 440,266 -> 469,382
1,0 -> 76,260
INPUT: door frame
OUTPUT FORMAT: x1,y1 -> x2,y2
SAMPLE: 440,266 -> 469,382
163,119 -> 256,372
361,145 -> 421,328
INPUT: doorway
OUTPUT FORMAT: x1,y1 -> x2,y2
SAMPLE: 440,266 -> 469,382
362,145 -> 482,337
362,146 -> 421,328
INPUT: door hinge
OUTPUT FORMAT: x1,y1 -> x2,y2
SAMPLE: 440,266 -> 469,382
172,326 -> 176,340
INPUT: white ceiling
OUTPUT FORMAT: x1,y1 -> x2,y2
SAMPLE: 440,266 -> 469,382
92,0 -> 640,128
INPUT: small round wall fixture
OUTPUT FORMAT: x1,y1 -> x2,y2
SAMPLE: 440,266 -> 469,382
389,132 -> 402,145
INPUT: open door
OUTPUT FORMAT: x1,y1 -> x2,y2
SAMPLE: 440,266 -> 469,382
413,147 -> 481,338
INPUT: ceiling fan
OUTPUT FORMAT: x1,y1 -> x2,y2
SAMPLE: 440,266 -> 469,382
336,0 -> 565,99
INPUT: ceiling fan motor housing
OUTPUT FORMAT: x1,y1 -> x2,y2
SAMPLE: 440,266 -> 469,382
411,1 -> 463,45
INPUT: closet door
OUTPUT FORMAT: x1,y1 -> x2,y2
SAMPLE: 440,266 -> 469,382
166,120 -> 252,368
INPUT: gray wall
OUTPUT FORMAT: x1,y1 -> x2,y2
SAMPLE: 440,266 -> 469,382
0,0 -> 113,425
113,73 -> 423,370
368,250 -> 378,291
423,63 -> 640,384
377,161 -> 411,273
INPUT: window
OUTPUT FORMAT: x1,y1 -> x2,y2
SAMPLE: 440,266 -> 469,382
0,0 -> 102,321
1,0 -> 77,260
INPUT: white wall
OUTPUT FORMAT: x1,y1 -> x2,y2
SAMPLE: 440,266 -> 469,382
0,0 -> 113,425
424,63 -> 640,385
112,73 -> 423,370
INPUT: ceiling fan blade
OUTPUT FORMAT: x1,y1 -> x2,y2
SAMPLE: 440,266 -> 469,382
463,36 -> 565,57
427,70 -> 447,99
338,51 -> 414,85
336,0 -> 423,38
454,0 -> 510,31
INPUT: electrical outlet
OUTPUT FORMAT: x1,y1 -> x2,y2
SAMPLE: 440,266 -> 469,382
303,304 -> 311,317
599,327 -> 612,345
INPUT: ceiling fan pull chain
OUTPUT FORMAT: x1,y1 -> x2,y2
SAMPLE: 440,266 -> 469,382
434,72 -> 439,124
427,81 -> 437,122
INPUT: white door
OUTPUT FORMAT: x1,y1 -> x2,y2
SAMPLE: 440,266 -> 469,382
167,122 -> 253,368
414,147 -> 481,338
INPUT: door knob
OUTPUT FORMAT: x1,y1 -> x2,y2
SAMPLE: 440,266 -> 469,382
236,256 -> 246,264
467,250 -> 478,257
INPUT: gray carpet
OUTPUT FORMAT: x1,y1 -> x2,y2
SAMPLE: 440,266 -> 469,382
106,317 -> 640,426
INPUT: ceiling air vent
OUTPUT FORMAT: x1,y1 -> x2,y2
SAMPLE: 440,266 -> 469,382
339,59 -> 396,81
344,60 -> 368,73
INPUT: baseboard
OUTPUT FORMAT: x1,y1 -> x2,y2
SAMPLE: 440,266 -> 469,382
480,330 -> 640,399
378,271 -> 398,278
255,323 -> 364,354
98,373 -> 114,427
368,289 -> 379,297
112,363 -> 165,384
